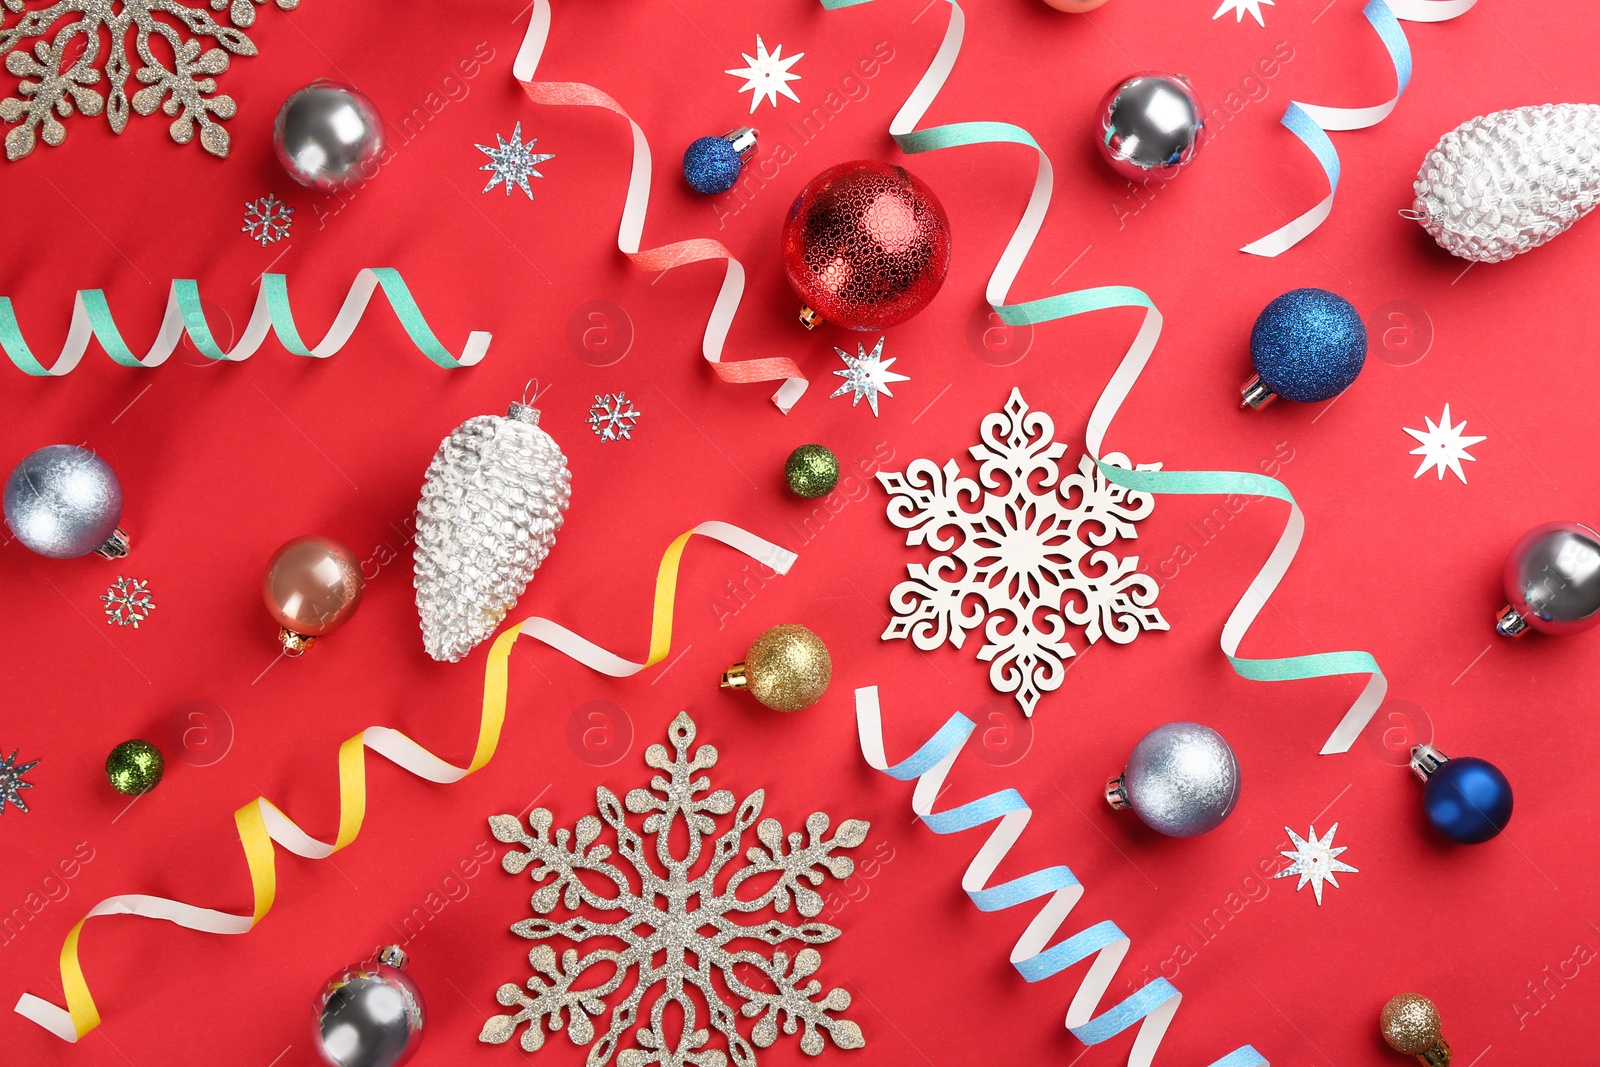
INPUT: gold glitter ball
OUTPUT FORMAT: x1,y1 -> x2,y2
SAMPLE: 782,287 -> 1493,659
722,624 -> 832,711
1381,993 -> 1442,1055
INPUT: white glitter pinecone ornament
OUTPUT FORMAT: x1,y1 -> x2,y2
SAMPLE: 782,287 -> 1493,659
413,396 -> 571,662
1406,103 -> 1600,263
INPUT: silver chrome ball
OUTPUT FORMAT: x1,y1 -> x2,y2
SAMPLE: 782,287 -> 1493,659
275,80 -> 385,192
4,444 -> 126,558
1095,72 -> 1206,180
1498,521 -> 1600,636
313,946 -> 425,1067
1109,722 -> 1240,837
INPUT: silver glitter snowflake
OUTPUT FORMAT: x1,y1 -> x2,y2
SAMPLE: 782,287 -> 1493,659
587,391 -> 640,442
477,120 -> 555,198
877,388 -> 1167,716
242,193 -> 291,246
100,575 -> 154,628
829,337 -> 907,417
0,0 -> 298,160
1274,823 -> 1358,906
0,748 -> 38,814
481,711 -> 868,1066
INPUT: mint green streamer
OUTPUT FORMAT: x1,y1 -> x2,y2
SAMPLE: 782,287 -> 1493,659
823,0 -> 1384,741
0,267 -> 484,375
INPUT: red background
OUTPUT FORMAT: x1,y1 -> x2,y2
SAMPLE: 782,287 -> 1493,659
2,1 -> 1597,1065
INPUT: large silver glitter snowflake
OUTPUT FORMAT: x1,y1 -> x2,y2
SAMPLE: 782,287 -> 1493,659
481,711 -> 868,1066
0,0 -> 296,160
877,388 -> 1167,716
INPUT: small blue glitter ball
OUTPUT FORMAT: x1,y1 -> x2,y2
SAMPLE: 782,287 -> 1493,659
1249,288 -> 1367,403
683,136 -> 744,195
1424,756 -> 1513,844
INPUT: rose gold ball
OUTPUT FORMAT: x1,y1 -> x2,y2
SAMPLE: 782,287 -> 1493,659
1381,993 -> 1442,1055
1041,0 -> 1111,11
263,535 -> 364,638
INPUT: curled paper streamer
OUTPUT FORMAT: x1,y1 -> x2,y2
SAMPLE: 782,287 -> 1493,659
0,268 -> 489,375
511,4 -> 807,412
15,522 -> 798,1042
1240,0 -> 1477,257
821,0 -> 1385,753
856,686 -> 1266,1066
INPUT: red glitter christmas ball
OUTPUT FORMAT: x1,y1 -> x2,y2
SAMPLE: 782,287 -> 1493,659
781,159 -> 952,331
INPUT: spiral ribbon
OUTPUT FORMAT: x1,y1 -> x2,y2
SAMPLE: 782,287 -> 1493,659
0,267 -> 490,375
819,0 -> 1385,754
857,687 -> 1266,1066
1241,0 -> 1478,257
15,522 -> 797,1041
511,3 -> 807,412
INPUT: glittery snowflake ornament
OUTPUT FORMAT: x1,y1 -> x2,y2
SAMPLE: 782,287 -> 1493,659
0,748 -> 38,814
412,392 -> 571,662
0,0 -> 297,160
242,193 -> 292,246
101,575 -> 155,627
587,392 -> 640,442
481,711 -> 868,1065
877,388 -> 1166,715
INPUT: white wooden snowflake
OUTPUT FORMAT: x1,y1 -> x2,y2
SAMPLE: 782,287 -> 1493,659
242,193 -> 292,246
481,711 -> 868,1066
0,0 -> 297,160
100,575 -> 155,628
876,388 -> 1167,716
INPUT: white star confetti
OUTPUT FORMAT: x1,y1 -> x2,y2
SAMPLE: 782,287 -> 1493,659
242,194 -> 292,246
0,748 -> 38,815
476,121 -> 556,198
1212,0 -> 1274,25
725,34 -> 804,113
830,337 -> 908,417
1404,403 -> 1486,483
1274,823 -> 1358,905
101,576 -> 155,628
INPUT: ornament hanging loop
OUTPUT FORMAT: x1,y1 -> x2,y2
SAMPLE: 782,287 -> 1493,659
1397,208 -> 1429,222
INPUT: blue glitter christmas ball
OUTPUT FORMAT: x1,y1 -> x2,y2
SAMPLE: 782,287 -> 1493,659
1423,756 -> 1513,844
683,136 -> 744,195
1249,288 -> 1367,403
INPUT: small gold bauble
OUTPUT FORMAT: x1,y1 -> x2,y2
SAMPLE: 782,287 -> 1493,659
720,624 -> 832,711
1381,993 -> 1448,1061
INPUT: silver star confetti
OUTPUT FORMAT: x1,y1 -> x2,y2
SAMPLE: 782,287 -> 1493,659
101,576 -> 156,628
0,749 -> 39,815
480,711 -> 868,1064
476,121 -> 555,198
830,336 -> 908,417
1274,823 -> 1358,905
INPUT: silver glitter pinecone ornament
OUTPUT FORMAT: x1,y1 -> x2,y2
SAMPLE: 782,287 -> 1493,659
1406,103 -> 1600,263
413,396 -> 571,662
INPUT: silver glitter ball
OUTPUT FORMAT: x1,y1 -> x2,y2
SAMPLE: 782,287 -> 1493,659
1109,722 -> 1240,837
4,444 -> 126,559
1095,72 -> 1206,180
313,946 -> 425,1067
413,400 -> 571,662
275,80 -> 385,191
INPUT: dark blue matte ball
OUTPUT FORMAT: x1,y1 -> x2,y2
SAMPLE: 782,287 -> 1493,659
1423,757 -> 1513,844
1249,288 -> 1367,403
682,136 -> 743,195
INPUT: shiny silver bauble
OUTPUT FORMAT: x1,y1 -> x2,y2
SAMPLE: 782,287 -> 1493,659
313,946 -> 425,1067
275,80 -> 385,192
1095,72 -> 1206,180
3,444 -> 128,558
1107,722 -> 1240,837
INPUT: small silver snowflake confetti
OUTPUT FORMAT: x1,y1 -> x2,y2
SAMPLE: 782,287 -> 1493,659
877,388 -> 1166,715
101,576 -> 155,628
830,337 -> 908,417
480,710 -> 868,1065
0,749 -> 38,815
1274,823 -> 1358,905
725,34 -> 805,113
586,391 -> 640,442
242,194 -> 293,246
477,121 -> 555,198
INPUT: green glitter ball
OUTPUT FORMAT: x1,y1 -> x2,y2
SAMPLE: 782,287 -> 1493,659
784,444 -> 840,499
105,739 -> 164,796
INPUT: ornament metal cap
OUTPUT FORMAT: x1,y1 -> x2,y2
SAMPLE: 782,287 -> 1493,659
724,126 -> 759,159
95,526 -> 130,559
278,626 -> 315,656
374,944 -> 409,970
1380,993 -> 1451,1065
1494,603 -> 1529,637
1240,374 -> 1278,410
1104,773 -> 1131,810
1408,743 -> 1449,783
798,306 -> 822,330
